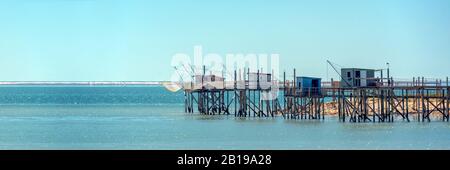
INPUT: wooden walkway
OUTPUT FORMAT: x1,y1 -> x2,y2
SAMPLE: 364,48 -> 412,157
183,70 -> 449,123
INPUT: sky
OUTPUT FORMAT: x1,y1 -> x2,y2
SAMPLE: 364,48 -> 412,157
0,0 -> 449,81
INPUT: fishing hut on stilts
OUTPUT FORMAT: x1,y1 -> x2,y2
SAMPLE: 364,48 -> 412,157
181,61 -> 449,123
183,66 -> 282,118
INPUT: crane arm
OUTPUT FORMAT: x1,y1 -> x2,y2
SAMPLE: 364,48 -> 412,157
327,60 -> 351,87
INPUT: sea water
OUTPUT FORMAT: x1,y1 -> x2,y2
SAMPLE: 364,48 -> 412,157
0,85 -> 449,149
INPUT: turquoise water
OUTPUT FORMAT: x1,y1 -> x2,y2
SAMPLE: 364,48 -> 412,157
0,86 -> 450,150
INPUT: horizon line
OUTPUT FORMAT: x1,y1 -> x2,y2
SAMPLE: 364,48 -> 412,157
0,81 -> 168,85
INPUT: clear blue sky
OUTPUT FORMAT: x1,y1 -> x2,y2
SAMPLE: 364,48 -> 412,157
0,0 -> 449,81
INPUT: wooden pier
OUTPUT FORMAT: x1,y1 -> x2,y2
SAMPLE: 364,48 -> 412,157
182,68 -> 449,123
184,68 -> 282,118
328,86 -> 449,122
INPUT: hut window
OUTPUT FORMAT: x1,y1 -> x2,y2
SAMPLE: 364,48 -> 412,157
347,72 -> 351,77
355,71 -> 360,78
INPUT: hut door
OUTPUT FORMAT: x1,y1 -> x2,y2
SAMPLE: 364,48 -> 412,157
312,79 -> 319,88
361,70 -> 367,86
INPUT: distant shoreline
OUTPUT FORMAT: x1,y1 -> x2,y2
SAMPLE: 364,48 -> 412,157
0,81 -> 166,86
